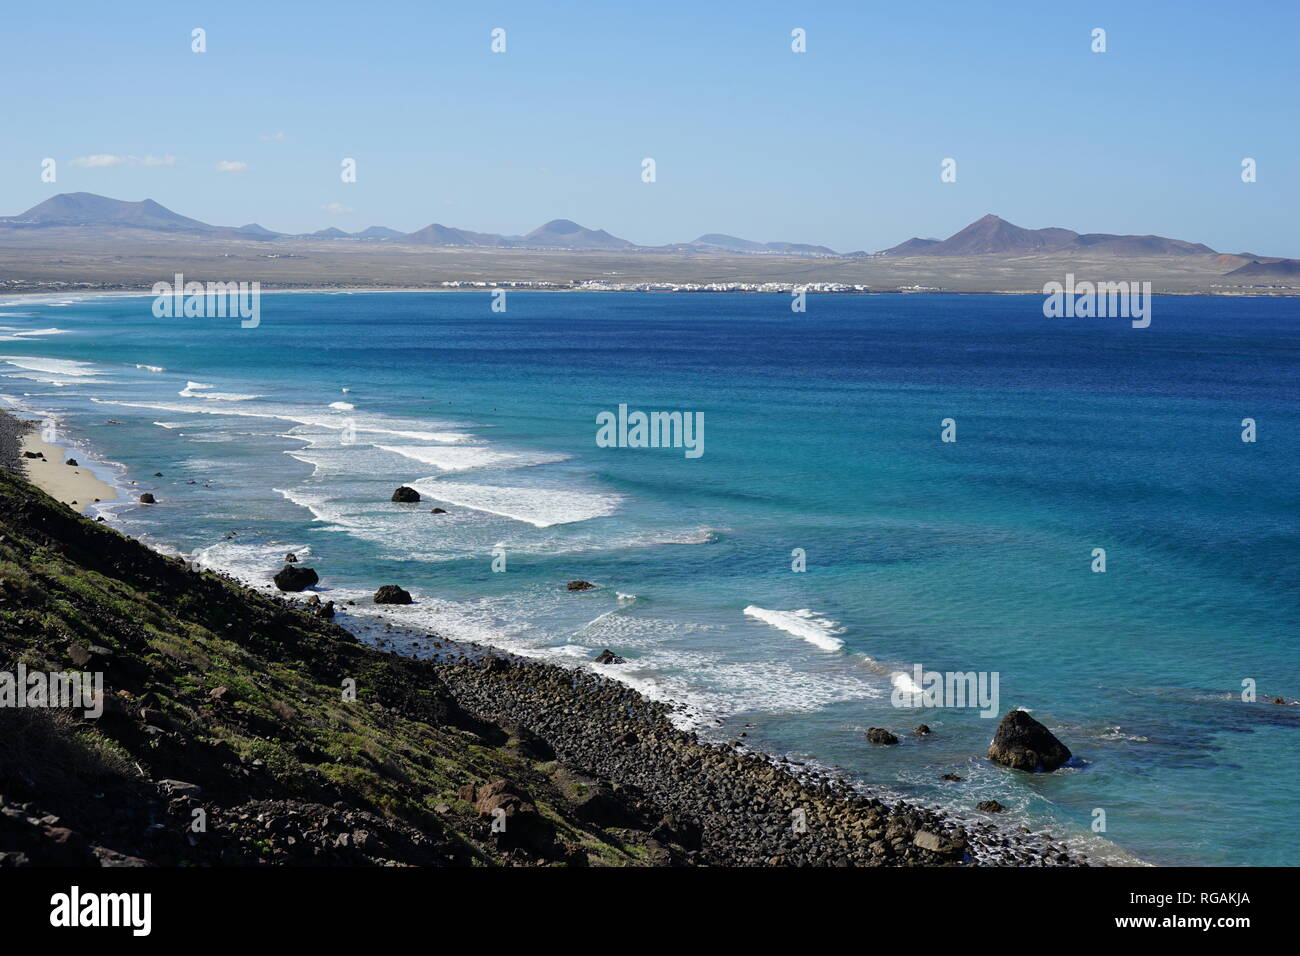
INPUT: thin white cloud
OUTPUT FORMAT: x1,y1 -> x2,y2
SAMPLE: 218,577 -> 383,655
260,131 -> 289,142
70,154 -> 176,168
321,202 -> 353,215
215,160 -> 249,173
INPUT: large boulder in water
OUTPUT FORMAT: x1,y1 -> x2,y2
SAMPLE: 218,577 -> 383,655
987,710 -> 1072,772
567,580 -> 596,591
374,585 -> 412,605
391,486 -> 420,503
274,564 -> 319,592
593,649 -> 625,664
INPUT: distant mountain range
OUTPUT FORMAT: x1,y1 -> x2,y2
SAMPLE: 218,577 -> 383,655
0,193 -> 833,256
2,194 -> 1295,273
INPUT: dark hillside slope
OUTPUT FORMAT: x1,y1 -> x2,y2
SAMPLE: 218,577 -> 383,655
0,469 -> 675,866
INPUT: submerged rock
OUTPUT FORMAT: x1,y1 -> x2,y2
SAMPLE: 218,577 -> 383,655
866,728 -> 899,746
274,564 -> 319,592
567,580 -> 596,591
593,649 -> 626,664
285,552 -> 298,563
987,710 -> 1072,772
391,486 -> 420,503
430,507 -> 447,514
138,493 -> 156,504
374,585 -> 413,605
914,724 -> 931,736
976,800 -> 1006,813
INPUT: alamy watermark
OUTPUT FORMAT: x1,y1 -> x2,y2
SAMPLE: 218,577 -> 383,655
891,663 -> 1000,718
0,664 -> 103,718
50,886 -> 150,936
596,404 -> 704,458
152,273 -> 260,328
1043,274 -> 1151,328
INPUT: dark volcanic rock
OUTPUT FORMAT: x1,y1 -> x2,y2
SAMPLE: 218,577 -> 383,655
866,728 -> 899,746
273,564 -> 319,591
469,779 -> 555,853
68,643 -> 111,668
374,585 -> 413,605
914,724 -> 931,736
941,773 -> 964,782
284,552 -> 298,563
987,710 -> 1072,772
567,580 -> 596,591
391,486 -> 420,503
593,649 -> 626,664
138,493 -> 156,504
65,458 -> 78,466
976,800 -> 1006,813
430,507 -> 447,514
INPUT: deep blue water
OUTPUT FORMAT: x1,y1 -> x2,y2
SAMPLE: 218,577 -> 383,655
3,290 -> 1298,866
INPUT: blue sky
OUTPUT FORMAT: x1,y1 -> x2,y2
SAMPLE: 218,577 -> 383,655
2,0 -> 1297,254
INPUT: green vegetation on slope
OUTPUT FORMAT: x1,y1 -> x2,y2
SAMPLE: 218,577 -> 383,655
0,469 -> 666,866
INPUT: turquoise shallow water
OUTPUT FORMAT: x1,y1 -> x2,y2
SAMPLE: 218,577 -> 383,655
2,290 -> 1297,865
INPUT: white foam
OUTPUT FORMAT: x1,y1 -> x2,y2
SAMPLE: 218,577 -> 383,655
190,540 -> 313,584
890,669 -> 924,696
2,356 -> 102,377
136,364 -> 165,372
273,488 -> 364,529
407,479 -> 621,527
329,401 -> 355,411
743,606 -> 846,651
377,443 -> 565,472
91,398 -> 466,443
179,382 -> 259,401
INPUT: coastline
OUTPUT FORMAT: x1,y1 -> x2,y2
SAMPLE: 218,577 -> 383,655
3,285 -> 1298,304
17,425 -> 118,511
0,405 -> 1102,866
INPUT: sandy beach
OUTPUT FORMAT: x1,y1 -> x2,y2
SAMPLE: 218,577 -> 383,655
15,423 -> 117,510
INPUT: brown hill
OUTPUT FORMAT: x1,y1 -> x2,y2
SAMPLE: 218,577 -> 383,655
882,214 -> 1216,258
1225,258 -> 1300,278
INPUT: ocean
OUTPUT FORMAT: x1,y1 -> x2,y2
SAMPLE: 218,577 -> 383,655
2,289 -> 1297,866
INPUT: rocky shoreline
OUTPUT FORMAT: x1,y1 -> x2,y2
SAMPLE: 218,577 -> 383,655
330,598 -> 1089,866
421,646 -> 1088,865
